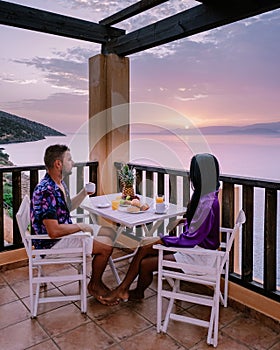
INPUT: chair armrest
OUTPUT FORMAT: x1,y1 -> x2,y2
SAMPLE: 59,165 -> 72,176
26,231 -> 91,241
71,213 -> 90,219
220,227 -> 233,233
153,244 -> 224,257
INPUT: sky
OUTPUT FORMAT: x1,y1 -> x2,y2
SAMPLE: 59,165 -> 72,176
1,0 -> 280,135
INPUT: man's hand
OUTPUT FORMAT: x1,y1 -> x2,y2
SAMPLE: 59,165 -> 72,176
77,223 -> 93,234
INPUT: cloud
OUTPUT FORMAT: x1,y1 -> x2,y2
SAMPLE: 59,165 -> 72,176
12,46 -> 97,93
64,0 -> 197,31
174,94 -> 208,102
0,74 -> 37,85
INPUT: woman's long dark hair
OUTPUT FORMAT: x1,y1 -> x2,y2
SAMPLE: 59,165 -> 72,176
185,153 -> 220,224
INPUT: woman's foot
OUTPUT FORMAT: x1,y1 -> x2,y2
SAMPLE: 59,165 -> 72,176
87,282 -> 118,306
99,288 -> 129,305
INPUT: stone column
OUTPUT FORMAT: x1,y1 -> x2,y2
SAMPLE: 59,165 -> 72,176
88,54 -> 129,194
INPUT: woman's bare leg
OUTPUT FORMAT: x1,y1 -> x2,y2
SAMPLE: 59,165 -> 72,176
100,238 -> 162,304
129,253 -> 175,300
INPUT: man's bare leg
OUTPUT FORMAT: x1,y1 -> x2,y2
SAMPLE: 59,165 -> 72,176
87,227 -> 117,305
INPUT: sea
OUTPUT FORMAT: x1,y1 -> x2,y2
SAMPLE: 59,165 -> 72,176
1,132 -> 280,285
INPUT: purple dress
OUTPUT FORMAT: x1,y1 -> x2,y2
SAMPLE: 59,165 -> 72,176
161,191 -> 220,250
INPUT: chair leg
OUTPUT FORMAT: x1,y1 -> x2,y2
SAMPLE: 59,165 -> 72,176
157,273 -> 163,333
81,253 -> 87,313
161,279 -> 178,333
32,267 -> 41,318
207,284 -> 220,347
162,296 -> 175,333
109,256 -> 121,284
29,263 -> 35,318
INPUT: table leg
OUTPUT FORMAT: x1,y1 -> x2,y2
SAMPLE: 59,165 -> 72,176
142,220 -> 164,237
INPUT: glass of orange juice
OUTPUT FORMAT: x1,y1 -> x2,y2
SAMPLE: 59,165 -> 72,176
111,199 -> 120,210
156,195 -> 164,203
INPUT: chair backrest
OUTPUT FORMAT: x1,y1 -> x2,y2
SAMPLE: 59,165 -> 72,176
226,209 -> 246,253
16,195 -> 31,253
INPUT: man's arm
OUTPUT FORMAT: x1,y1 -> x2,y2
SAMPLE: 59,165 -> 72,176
70,188 -> 87,211
43,219 -> 93,238
70,184 -> 96,211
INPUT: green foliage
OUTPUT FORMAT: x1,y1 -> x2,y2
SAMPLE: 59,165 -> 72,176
3,183 -> 13,217
118,163 -> 135,186
0,110 -> 65,144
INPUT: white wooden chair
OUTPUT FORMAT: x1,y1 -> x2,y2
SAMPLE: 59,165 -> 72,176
153,209 -> 246,347
16,195 -> 90,318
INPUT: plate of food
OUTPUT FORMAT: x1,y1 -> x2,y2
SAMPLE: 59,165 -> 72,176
119,199 -> 131,207
126,199 -> 150,214
119,195 -> 139,207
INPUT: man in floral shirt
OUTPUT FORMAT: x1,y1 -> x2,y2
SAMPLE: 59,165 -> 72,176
31,144 -> 117,305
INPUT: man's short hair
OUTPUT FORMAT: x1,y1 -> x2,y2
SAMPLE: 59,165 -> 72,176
44,144 -> 69,169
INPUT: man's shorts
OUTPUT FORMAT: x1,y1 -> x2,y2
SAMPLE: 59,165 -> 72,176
51,224 -> 101,255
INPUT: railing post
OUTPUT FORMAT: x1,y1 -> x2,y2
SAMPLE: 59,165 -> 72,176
182,174 -> 190,208
30,170 -> 39,198
221,181 -> 235,272
242,184 -> 254,283
264,188 -> 277,292
145,170 -> 153,197
12,171 -> 22,246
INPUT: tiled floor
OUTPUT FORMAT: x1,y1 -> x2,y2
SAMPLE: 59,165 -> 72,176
0,249 -> 280,350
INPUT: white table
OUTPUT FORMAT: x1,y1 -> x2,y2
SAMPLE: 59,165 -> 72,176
81,193 -> 186,283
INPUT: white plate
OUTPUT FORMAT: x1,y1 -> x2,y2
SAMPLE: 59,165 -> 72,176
97,203 -> 110,208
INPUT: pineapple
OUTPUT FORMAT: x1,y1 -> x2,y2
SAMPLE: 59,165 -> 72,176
118,163 -> 135,198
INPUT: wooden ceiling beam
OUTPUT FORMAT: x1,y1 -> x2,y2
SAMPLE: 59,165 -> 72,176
99,0 -> 170,26
0,1 -> 124,44
103,0 -> 280,56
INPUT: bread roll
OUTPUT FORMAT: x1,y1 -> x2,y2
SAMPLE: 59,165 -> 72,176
131,199 -> 141,208
127,205 -> 140,213
140,203 -> 150,211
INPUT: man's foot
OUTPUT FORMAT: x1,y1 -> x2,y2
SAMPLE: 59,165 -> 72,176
128,289 -> 145,301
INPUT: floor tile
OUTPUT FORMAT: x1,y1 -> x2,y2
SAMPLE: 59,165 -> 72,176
27,339 -> 60,350
0,318 -> 49,350
0,299 -> 29,329
37,303 -> 89,337
95,306 -> 152,342
0,284 -> 19,305
222,315 -> 280,350
189,333 -> 250,349
131,293 -> 183,325
120,326 -> 186,350
53,321 -> 116,350
1,265 -> 29,284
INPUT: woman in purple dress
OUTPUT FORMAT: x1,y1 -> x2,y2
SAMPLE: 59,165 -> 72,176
100,153 -> 220,305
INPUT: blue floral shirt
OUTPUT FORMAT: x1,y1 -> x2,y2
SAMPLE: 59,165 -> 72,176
30,173 -> 72,249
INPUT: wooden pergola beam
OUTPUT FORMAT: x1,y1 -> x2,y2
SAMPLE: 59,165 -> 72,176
103,0 -> 280,56
99,0 -> 170,25
0,0 -> 124,44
